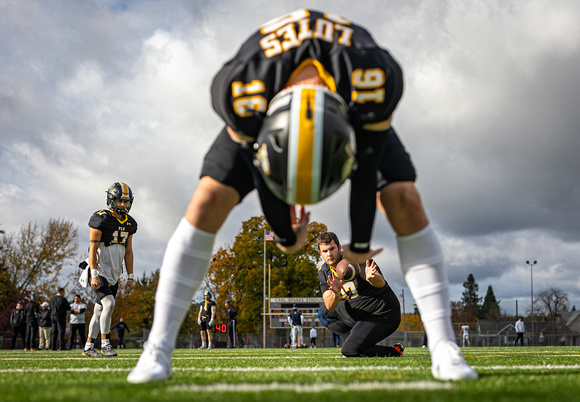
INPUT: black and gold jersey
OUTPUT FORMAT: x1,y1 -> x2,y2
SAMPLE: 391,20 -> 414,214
200,300 -> 216,320
89,209 -> 138,247
211,8 -> 403,138
317,261 -> 400,322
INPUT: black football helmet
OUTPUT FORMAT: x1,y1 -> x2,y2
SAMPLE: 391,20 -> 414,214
253,85 -> 356,205
106,182 -> 134,214
204,291 -> 212,300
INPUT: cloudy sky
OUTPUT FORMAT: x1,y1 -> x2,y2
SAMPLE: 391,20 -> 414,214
2,0 -> 579,316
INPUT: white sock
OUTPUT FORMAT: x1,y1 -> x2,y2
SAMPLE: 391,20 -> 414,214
397,224 -> 455,352
84,342 -> 94,350
148,218 -> 215,351
101,339 -> 110,347
208,342 -> 213,348
201,341 -> 207,348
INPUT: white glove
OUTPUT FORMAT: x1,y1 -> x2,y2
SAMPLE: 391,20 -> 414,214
209,319 -> 215,327
197,318 -> 201,325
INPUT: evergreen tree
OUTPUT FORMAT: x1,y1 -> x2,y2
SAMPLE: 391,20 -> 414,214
481,285 -> 501,321
461,274 -> 482,318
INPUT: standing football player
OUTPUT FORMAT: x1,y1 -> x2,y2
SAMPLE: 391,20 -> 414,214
317,232 -> 403,357
197,291 -> 216,349
128,9 -> 476,382
287,305 -> 304,348
82,182 -> 137,357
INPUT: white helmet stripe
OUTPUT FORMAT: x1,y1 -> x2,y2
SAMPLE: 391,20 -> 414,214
287,92 -> 301,205
311,88 -> 325,203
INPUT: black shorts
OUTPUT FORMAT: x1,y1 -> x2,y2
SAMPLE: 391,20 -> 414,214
94,275 -> 118,305
200,319 -> 212,332
201,126 -> 416,197
376,127 -> 416,190
200,127 -> 256,201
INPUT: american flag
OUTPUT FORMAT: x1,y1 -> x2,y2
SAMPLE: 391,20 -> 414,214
265,229 -> 275,241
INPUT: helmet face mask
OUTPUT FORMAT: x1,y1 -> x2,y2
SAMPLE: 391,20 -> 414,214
106,182 -> 134,214
254,85 -> 356,205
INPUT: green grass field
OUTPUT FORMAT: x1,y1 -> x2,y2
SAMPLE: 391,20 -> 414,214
1,346 -> 579,401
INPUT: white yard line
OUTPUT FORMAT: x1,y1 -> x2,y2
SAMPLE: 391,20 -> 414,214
1,364 -> 579,374
165,381 -> 453,393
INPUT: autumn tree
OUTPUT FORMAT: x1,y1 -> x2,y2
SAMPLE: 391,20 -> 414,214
205,216 -> 328,335
113,269 -> 161,336
0,218 -> 79,330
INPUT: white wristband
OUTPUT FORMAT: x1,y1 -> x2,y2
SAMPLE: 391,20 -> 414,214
128,273 -> 134,281
90,269 -> 98,278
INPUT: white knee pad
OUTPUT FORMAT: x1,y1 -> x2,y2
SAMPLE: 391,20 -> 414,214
100,295 -> 115,335
88,303 -> 103,339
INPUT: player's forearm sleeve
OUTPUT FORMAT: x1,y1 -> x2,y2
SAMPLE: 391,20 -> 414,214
349,130 -> 388,253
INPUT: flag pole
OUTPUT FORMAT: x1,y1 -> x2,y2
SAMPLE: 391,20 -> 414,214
263,228 -> 267,348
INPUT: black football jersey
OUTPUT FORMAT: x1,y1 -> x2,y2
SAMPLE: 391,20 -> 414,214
200,300 -> 216,319
89,210 -> 138,246
318,261 -> 399,322
211,8 -> 403,138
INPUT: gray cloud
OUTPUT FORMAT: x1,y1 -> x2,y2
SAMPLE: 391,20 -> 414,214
1,0 -> 579,313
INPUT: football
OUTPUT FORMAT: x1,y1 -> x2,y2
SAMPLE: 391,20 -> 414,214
335,259 -> 360,282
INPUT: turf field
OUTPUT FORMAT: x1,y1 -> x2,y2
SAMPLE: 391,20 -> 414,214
1,346 -> 579,401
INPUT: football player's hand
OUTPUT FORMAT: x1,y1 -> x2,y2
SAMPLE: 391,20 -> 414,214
365,260 -> 385,287
327,273 -> 344,295
365,260 -> 379,281
342,244 -> 383,265
276,205 -> 310,254
197,318 -> 202,325
209,319 -> 215,327
125,280 -> 134,292
90,276 -> 101,289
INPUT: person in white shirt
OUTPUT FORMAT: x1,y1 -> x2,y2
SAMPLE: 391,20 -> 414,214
309,327 -> 317,348
514,317 -> 525,346
68,295 -> 87,350
459,324 -> 470,347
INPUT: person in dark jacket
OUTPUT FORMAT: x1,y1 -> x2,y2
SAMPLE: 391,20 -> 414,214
10,302 -> 26,349
111,317 -> 130,349
224,300 -> 238,348
24,294 -> 40,350
50,288 -> 70,351
38,302 -> 52,350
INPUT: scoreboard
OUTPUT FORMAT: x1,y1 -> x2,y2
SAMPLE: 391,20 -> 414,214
269,297 -> 325,329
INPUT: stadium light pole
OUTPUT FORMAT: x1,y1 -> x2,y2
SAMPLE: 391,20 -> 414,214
526,260 -> 537,346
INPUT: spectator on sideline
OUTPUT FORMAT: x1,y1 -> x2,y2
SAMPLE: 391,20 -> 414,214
38,302 -> 52,350
50,288 -> 71,350
111,317 -> 131,349
310,327 -> 317,348
332,333 -> 341,348
68,295 -> 87,350
224,300 -> 238,348
10,302 -> 26,349
24,294 -> 40,350
514,317 -> 525,346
